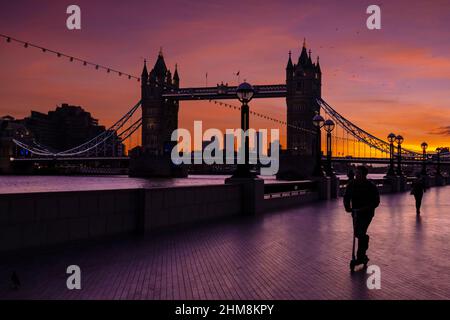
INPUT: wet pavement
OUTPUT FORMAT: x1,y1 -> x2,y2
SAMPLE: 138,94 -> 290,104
1,186 -> 449,299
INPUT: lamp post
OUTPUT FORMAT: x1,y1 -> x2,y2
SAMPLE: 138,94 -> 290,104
421,142 -> 428,175
233,82 -> 255,178
395,135 -> 404,176
387,133 -> 396,176
312,114 -> 325,177
323,119 -> 335,176
436,147 -> 442,176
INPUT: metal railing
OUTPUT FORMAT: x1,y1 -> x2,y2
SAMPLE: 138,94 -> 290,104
264,180 -> 317,199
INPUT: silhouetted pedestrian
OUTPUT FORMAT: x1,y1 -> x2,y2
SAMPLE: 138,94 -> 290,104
346,169 -> 355,186
411,173 -> 426,215
347,169 -> 355,183
344,165 -> 380,264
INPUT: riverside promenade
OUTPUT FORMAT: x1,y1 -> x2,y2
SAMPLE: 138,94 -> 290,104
0,185 -> 449,300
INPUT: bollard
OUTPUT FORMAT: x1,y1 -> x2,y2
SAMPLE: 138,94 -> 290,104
316,176 -> 331,200
435,175 -> 445,186
330,175 -> 340,199
383,175 -> 400,193
225,177 -> 264,215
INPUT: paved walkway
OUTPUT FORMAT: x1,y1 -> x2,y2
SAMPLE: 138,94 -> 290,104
1,186 -> 449,299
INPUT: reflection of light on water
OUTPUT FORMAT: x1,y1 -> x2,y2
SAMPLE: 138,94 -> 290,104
0,174 -> 389,194
0,174 -> 283,194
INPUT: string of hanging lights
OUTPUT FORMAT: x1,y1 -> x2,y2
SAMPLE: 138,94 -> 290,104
0,33 -> 140,82
207,99 -> 317,135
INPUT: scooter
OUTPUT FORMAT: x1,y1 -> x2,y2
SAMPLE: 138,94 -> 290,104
350,209 -> 369,272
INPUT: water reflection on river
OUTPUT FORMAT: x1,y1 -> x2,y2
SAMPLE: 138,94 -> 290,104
0,174 -> 389,194
0,175 -> 277,194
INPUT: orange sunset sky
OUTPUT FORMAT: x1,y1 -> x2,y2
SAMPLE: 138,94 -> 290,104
1,0 -> 450,152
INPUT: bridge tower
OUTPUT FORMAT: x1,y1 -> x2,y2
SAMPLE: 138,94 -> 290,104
278,40 -> 322,179
140,50 -> 179,155
129,50 -> 186,177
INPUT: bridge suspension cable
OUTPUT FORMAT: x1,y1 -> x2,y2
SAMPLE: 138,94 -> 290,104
317,98 -> 421,157
117,118 -> 143,143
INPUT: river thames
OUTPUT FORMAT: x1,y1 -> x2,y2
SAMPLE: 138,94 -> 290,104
0,174 -> 390,194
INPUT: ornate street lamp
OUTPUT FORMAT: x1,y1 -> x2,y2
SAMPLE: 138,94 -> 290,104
236,82 -> 255,104
387,133 -> 396,176
313,114 -> 325,128
436,147 -> 442,176
421,142 -> 428,175
395,135 -> 404,176
312,114 -> 325,177
233,82 -> 255,178
323,119 -> 335,176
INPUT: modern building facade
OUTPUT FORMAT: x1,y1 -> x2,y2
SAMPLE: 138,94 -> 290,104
24,104 -> 105,151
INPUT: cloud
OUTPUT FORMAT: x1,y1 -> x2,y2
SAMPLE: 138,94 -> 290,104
429,126 -> 450,136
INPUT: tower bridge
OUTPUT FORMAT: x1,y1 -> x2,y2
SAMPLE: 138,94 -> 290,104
1,38 -> 447,180
133,41 -> 323,178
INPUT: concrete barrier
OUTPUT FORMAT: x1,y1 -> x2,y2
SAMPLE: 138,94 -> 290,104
0,184 -> 242,253
141,184 -> 242,231
0,189 -> 139,252
1,174 -> 383,253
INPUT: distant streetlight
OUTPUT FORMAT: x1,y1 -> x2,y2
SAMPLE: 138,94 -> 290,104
395,135 -> 404,176
421,142 -> 428,175
233,82 -> 255,178
387,133 -> 396,176
323,119 -> 335,176
436,147 -> 442,176
312,114 -> 325,177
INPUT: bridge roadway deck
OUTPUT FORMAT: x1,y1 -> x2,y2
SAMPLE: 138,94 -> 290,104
1,186 -> 449,299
